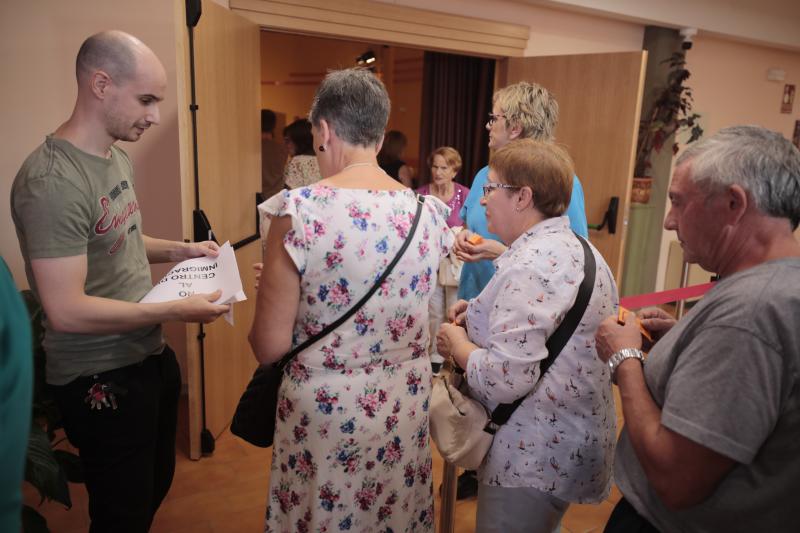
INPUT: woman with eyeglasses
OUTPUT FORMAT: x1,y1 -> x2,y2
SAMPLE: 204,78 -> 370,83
436,139 -> 618,533
449,80 -> 590,501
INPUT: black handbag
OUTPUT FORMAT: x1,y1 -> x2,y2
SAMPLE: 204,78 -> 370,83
231,195 -> 426,447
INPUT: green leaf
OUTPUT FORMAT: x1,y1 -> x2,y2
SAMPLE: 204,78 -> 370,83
54,450 -> 85,483
25,424 -> 72,508
22,505 -> 50,533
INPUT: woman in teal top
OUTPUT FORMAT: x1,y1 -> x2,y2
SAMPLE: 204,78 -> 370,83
0,258 -> 32,533
455,81 -> 588,301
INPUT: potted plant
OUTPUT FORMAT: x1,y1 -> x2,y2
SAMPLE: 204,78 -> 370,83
633,48 -> 704,203
21,290 -> 84,533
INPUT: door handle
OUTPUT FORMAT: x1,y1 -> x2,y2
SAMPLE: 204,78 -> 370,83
194,193 -> 262,250
231,192 -> 264,250
587,196 -> 619,234
193,208 -> 217,243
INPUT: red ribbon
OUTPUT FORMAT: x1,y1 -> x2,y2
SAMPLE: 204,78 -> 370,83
619,282 -> 716,310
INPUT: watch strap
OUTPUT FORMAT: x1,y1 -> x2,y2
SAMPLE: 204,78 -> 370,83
608,347 -> 645,385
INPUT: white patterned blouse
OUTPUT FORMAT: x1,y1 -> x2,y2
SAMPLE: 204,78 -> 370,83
464,216 -> 618,503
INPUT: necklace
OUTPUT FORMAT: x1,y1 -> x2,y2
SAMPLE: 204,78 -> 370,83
341,161 -> 381,172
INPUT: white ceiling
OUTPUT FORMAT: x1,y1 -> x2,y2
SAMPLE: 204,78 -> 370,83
519,0 -> 800,50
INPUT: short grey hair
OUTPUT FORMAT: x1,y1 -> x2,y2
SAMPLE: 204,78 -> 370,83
677,125 -> 800,229
493,82 -> 559,142
76,30 -> 140,83
308,68 -> 390,147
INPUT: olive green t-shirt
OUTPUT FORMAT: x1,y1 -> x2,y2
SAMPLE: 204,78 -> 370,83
11,136 -> 163,385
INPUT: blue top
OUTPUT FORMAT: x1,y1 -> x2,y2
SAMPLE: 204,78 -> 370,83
457,165 -> 588,299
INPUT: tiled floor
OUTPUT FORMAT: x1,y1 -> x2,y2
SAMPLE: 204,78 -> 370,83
25,389 -> 624,532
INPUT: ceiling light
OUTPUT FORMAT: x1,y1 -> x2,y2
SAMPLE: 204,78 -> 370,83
356,51 -> 376,66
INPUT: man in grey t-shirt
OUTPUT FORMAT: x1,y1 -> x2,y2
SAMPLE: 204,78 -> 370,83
594,126 -> 800,532
11,31 -> 229,533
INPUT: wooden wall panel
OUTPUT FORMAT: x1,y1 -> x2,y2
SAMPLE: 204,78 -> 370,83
201,243 -> 261,437
175,0 -> 262,456
506,52 -> 647,282
193,0 -> 262,439
195,4 -> 261,245
231,0 -> 529,58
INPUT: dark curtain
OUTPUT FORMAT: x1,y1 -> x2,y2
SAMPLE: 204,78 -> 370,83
419,51 -> 495,188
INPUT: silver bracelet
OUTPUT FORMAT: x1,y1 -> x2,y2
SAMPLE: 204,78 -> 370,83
608,348 -> 645,385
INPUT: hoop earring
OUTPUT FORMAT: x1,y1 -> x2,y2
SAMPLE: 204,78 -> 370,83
318,145 -> 325,152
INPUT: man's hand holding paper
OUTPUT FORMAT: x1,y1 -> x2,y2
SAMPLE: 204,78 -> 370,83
141,241 -> 247,324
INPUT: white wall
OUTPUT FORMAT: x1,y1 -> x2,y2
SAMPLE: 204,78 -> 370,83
655,33 -> 800,290
0,0 -> 183,288
527,0 -> 800,51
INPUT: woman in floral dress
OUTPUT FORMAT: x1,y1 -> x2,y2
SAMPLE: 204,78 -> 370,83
249,68 -> 452,533
282,118 -> 322,189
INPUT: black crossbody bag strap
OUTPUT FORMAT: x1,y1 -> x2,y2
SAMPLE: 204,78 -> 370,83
485,234 -> 596,432
275,195 -> 425,373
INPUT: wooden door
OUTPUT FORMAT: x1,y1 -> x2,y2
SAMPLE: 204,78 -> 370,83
504,52 -> 646,281
178,0 -> 261,457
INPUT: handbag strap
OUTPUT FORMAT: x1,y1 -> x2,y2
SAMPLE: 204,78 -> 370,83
485,233 -> 596,433
275,195 -> 426,372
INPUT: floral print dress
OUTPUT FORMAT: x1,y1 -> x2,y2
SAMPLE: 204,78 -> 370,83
259,186 -> 452,533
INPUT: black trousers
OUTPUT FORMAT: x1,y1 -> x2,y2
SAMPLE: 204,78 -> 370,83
52,347 -> 181,533
604,497 -> 661,533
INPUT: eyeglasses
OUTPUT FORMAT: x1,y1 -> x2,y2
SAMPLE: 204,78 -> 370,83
482,182 -> 521,197
487,113 -> 507,126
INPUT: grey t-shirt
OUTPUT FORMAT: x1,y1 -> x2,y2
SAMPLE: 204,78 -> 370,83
615,257 -> 800,533
11,136 -> 163,385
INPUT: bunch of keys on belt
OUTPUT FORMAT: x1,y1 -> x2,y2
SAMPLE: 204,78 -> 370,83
85,380 -> 127,410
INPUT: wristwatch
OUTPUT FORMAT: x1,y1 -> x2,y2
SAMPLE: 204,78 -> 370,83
608,348 -> 645,385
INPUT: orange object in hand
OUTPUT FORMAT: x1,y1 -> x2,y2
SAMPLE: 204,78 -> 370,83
467,234 -> 483,245
618,306 -> 653,342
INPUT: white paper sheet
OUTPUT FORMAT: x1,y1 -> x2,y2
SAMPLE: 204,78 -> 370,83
140,241 -> 246,325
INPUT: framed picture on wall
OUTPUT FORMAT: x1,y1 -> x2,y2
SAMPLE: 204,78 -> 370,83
781,84 -> 795,114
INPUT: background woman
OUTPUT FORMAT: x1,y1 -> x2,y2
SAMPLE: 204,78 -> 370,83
437,139 -> 617,533
378,129 -> 415,187
416,146 -> 469,371
282,118 -> 321,189
416,146 -> 469,227
250,68 -> 451,533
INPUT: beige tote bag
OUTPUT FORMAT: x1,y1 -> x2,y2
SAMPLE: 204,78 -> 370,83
429,369 -> 494,471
